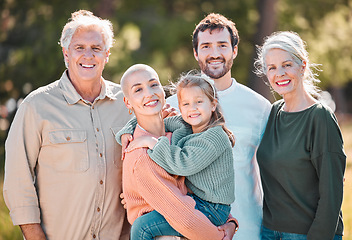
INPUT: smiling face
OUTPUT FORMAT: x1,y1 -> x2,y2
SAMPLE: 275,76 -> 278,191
194,28 -> 237,80
178,86 -> 217,133
63,27 -> 109,84
265,48 -> 306,98
123,69 -> 165,119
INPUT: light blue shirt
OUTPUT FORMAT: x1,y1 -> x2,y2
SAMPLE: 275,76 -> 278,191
167,78 -> 271,240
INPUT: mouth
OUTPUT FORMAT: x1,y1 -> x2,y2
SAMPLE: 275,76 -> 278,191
188,113 -> 200,118
144,100 -> 159,107
80,64 -> 95,69
207,58 -> 224,66
276,80 -> 291,86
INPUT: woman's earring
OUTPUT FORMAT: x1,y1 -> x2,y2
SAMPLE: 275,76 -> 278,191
129,108 -> 133,115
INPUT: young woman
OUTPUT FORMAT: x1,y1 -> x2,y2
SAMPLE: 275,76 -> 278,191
123,71 -> 236,240
118,64 -> 237,240
254,31 -> 346,240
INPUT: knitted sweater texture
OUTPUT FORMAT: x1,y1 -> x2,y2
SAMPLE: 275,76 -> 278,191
121,126 -> 224,240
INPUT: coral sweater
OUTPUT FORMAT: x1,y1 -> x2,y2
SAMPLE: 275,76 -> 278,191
122,126 -> 224,240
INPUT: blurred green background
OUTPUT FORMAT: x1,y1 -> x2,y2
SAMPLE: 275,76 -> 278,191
1,0 -> 351,239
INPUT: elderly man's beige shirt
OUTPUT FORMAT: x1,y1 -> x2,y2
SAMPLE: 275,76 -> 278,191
3,71 -> 132,240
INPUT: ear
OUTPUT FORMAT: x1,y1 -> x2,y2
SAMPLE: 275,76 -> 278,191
232,45 -> 238,59
123,96 -> 132,110
301,60 -> 307,73
105,49 -> 110,63
193,48 -> 199,62
63,48 -> 69,63
212,99 -> 218,112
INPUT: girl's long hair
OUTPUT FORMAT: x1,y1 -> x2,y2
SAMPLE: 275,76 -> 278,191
174,71 -> 235,147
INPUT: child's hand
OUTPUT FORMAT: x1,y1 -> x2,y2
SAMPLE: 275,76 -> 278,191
120,193 -> 127,209
162,103 -> 178,118
121,134 -> 133,160
125,136 -> 158,152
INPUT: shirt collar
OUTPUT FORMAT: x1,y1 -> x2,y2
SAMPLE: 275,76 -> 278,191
59,70 -> 116,105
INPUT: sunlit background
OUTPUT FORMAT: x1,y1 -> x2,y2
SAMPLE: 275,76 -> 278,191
1,0 -> 351,239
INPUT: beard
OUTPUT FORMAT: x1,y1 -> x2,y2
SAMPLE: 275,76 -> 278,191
198,56 -> 233,79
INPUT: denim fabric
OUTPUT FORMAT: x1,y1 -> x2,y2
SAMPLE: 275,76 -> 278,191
261,225 -> 343,240
130,194 -> 231,240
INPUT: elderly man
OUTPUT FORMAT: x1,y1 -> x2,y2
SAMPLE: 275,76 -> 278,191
3,10 -> 132,240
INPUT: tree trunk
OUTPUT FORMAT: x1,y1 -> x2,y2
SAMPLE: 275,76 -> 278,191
247,0 -> 278,103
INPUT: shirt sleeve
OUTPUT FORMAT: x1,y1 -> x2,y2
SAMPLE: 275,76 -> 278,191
3,101 -> 42,225
133,155 -> 224,240
307,109 -> 346,240
148,126 -> 230,176
115,117 -> 138,145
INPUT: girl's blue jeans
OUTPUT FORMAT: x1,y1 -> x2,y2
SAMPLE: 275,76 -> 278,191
130,194 -> 231,240
261,225 -> 343,240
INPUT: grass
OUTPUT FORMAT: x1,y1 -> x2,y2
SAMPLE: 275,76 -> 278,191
0,122 -> 351,240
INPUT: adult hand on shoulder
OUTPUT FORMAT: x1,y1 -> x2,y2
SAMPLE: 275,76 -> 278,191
120,193 -> 127,209
121,134 -> 133,160
162,103 -> 178,118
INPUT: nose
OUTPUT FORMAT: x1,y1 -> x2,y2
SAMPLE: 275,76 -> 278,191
145,86 -> 155,97
84,49 -> 95,58
277,67 -> 285,77
210,47 -> 221,58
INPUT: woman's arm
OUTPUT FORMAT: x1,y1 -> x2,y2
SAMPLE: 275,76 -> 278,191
133,154 -> 225,240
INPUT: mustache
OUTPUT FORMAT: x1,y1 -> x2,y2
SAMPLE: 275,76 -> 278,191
206,57 -> 225,63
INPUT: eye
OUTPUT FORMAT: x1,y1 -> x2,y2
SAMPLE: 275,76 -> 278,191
182,102 -> 189,106
284,63 -> 292,68
76,46 -> 84,50
197,100 -> 203,104
134,88 -> 142,93
268,66 -> 276,71
93,47 -> 102,52
151,83 -> 159,88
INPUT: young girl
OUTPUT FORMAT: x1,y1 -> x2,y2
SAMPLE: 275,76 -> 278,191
119,70 -> 236,240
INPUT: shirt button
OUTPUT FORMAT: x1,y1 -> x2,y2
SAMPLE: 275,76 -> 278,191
93,234 -> 96,238
99,153 -> 103,157
100,180 -> 103,185
96,128 -> 99,132
97,207 -> 100,212
66,137 -> 71,141
92,106 -> 95,109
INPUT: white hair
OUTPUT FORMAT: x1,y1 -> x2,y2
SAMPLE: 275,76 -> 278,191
59,10 -> 114,68
254,31 -> 321,97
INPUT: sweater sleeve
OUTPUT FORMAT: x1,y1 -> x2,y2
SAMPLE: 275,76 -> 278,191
307,108 -> 346,240
133,154 -> 224,240
115,117 -> 138,145
148,126 -> 230,176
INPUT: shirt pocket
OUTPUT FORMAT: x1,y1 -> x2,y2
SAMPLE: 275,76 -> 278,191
42,129 -> 89,172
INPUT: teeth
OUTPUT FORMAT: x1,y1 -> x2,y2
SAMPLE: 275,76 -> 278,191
81,64 -> 94,68
277,80 -> 290,85
145,100 -> 157,106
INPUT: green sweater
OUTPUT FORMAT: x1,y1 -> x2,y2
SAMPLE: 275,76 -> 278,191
257,100 -> 346,240
116,115 -> 235,205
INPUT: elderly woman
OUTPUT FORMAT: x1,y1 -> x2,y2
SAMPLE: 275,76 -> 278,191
255,31 -> 346,240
